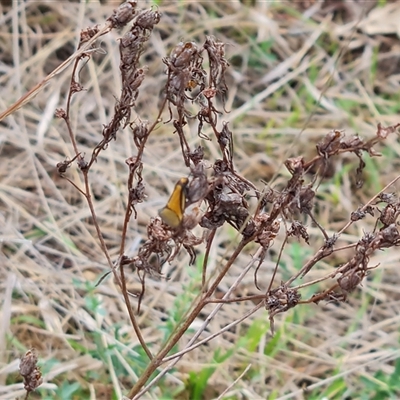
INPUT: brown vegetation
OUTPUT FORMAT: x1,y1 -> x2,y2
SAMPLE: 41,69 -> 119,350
1,1 -> 400,399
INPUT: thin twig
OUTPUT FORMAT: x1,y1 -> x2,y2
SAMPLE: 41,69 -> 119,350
0,23 -> 112,121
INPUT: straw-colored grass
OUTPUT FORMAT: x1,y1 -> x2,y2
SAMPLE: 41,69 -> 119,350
1,1 -> 400,399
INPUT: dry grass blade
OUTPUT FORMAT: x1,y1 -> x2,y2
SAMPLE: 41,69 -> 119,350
0,24 -> 113,122
1,1 -> 400,399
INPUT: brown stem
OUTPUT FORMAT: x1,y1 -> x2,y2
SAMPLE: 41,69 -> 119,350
79,173 -> 151,360
202,228 -> 216,290
126,236 -> 252,398
119,96 -> 168,256
63,116 -> 81,160
120,264 -> 153,360
0,23 -> 112,122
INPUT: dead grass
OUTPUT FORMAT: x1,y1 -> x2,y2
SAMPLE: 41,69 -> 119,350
1,1 -> 400,399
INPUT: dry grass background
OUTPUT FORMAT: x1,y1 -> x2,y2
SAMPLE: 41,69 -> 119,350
1,1 -> 400,399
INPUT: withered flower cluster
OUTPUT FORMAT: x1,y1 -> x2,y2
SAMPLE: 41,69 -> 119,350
57,1 -> 400,336
124,36 -> 237,276
19,349 -> 42,394
260,123 -> 400,329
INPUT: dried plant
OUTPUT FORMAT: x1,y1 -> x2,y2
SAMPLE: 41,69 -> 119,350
19,349 -> 43,399
2,1 -> 400,398
56,2 -> 400,398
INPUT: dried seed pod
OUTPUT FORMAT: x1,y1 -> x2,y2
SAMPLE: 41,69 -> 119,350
108,1 -> 138,29
19,349 -> 43,393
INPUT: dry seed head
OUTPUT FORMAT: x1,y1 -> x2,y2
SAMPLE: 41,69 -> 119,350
79,26 -> 100,45
135,9 -> 161,31
19,349 -> 43,393
108,1 -> 138,29
170,42 -> 198,68
338,270 -> 364,293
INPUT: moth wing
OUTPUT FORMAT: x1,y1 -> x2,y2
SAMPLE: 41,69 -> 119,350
159,206 -> 181,228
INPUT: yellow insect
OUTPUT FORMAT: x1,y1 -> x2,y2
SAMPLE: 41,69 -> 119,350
158,178 -> 189,228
